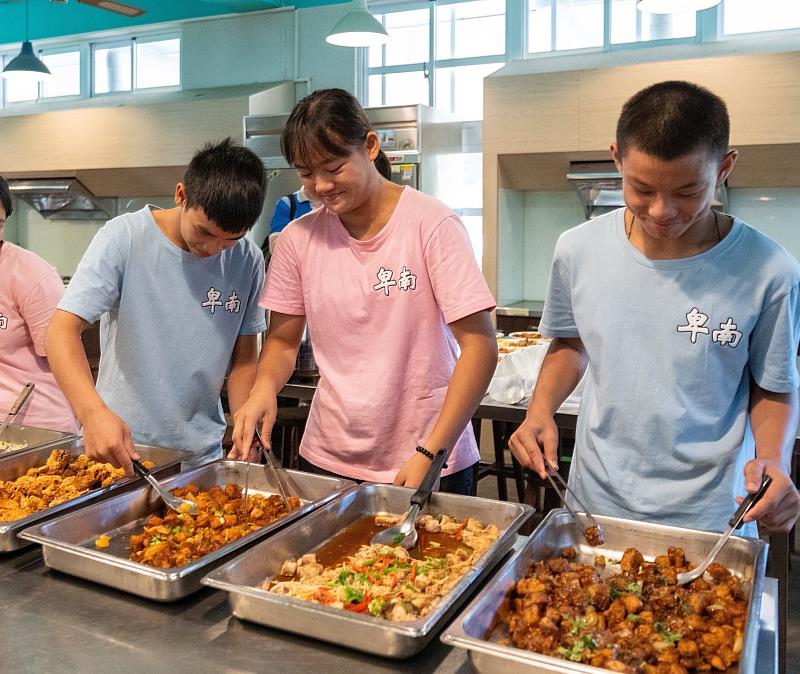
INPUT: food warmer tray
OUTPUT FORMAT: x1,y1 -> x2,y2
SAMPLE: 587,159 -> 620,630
1,438 -> 188,552
441,509 -> 767,674
202,482 -> 534,659
0,423 -> 75,457
20,460 -> 353,601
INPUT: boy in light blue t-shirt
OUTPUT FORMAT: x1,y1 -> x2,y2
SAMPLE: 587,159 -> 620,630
509,81 -> 800,536
46,138 -> 268,473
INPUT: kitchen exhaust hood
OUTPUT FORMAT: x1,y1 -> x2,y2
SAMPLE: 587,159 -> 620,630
6,178 -> 111,220
567,160 -> 727,220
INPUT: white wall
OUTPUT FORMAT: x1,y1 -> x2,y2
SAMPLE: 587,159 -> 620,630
181,11 -> 295,89
296,5 -> 358,93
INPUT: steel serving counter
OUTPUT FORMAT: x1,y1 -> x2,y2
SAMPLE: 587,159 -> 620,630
0,542 -> 778,674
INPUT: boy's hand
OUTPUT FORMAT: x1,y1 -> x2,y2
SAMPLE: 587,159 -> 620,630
82,407 -> 139,477
738,458 -> 800,533
229,391 -> 278,462
393,452 -> 439,490
508,409 -> 560,479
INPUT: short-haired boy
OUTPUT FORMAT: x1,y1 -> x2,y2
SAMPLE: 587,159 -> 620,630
509,81 -> 800,535
47,138 -> 268,473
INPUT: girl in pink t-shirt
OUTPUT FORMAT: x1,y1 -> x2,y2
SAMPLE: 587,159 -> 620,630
0,178 -> 77,434
229,89 -> 497,492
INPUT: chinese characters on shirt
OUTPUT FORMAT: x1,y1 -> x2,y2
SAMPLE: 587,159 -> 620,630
677,307 -> 742,348
201,287 -> 240,314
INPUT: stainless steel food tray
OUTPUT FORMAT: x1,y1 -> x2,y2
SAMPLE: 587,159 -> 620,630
441,509 -> 767,674
1,438 -> 188,552
202,483 -> 533,659
0,423 -> 75,457
20,460 -> 353,601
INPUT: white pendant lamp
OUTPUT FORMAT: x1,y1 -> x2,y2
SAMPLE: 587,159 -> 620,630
1,1 -> 52,82
326,0 -> 389,48
636,0 -> 722,13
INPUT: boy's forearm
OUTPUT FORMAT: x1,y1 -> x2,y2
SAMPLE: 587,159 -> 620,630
45,311 -> 107,423
749,384 -> 798,470
527,337 -> 587,419
226,336 -> 258,415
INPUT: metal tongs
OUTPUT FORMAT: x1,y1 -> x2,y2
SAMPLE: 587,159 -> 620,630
242,429 -> 291,516
370,448 -> 449,549
132,459 -> 198,515
545,465 -> 606,546
676,473 -> 772,586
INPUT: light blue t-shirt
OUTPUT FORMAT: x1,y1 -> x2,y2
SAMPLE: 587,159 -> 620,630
60,206 -> 266,466
540,208 -> 800,535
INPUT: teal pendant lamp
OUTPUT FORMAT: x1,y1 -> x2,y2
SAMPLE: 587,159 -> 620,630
636,0 -> 721,12
326,0 -> 389,48
1,1 -> 52,82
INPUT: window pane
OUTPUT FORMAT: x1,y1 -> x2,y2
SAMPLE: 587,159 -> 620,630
94,44 -> 132,94
368,71 -> 429,107
555,0 -> 604,50
611,0 -> 695,43
528,0 -> 553,52
435,63 -> 502,120
436,0 -> 506,60
369,9 -> 429,67
41,50 -> 80,98
3,54 -> 38,103
724,0 -> 800,34
135,38 -> 180,89
368,73 -> 383,107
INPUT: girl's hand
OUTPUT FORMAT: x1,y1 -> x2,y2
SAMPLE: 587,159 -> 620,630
393,451 -> 438,489
229,391 -> 278,461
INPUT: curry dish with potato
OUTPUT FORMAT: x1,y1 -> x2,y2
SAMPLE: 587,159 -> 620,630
128,482 -> 301,568
499,545 -> 749,673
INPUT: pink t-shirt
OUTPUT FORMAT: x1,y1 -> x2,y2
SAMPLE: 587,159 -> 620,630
262,186 -> 495,481
0,242 -> 77,433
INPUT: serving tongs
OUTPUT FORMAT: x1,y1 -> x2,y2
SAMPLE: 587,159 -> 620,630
371,448 -> 449,549
0,383 -> 35,437
132,459 -> 198,515
544,465 -> 606,546
676,473 -> 772,586
242,429 -> 291,516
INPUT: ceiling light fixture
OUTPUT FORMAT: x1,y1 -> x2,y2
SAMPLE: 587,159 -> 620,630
636,0 -> 722,13
2,1 -> 52,82
326,0 -> 389,48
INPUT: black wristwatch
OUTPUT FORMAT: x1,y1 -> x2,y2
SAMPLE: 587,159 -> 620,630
416,445 -> 447,469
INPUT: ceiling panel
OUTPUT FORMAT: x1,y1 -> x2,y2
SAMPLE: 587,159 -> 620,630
0,0 -> 343,45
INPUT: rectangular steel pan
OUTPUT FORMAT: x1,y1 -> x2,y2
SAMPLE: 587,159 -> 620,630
0,423 -> 74,457
1,438 -> 188,552
441,509 -> 767,674
202,482 -> 534,658
20,460 -> 353,600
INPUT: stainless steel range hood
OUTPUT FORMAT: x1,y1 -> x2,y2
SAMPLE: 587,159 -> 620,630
6,178 -> 111,220
567,160 -> 727,220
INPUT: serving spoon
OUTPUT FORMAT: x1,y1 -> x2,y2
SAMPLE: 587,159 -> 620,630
371,448 -> 449,549
132,459 -> 198,515
676,473 -> 772,586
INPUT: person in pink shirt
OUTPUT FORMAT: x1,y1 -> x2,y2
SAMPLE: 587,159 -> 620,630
229,88 -> 497,493
0,177 -> 77,434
